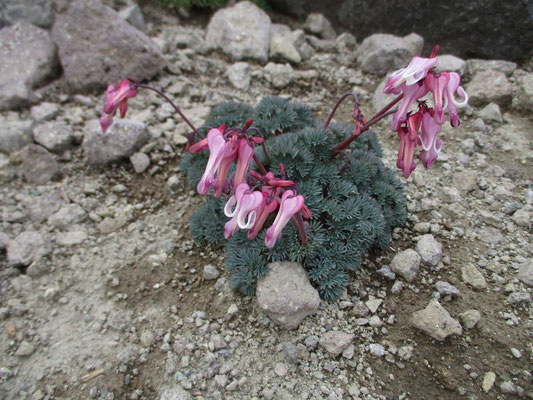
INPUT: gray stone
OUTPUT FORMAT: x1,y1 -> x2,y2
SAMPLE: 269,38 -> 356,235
478,227 -> 504,245
291,30 -> 315,61
499,381 -> 517,395
411,299 -> 462,341
390,249 -> 421,282
269,34 -> 301,64
513,70 -> 533,111
33,121 -> 75,154
140,330 -> 155,347
506,292 -> 531,305
304,13 -> 336,40
0,0 -> 54,28
256,261 -> 320,330
511,209 -> 530,227
376,265 -> 395,280
466,69 -> 512,107
478,103 -> 502,123
205,1 -> 271,64
0,116 -> 34,154
227,62 -> 251,91
30,102 -> 60,122
355,33 -> 423,75
335,32 -> 357,50
369,343 -> 386,357
15,341 -> 35,357
436,54 -> 466,75
319,331 -> 354,356
416,234 -> 442,266
435,281 -> 461,298
83,119 -> 149,166
56,231 -> 88,246
466,59 -> 517,77
517,260 -> 533,287
263,62 -> 294,88
0,22 -> 58,110
459,309 -> 481,329
27,192 -> 64,223
48,204 -> 87,229
118,4 -> 145,32
52,0 -> 164,92
7,231 -> 51,267
0,154 -> 16,184
398,346 -> 414,361
130,152 -> 150,173
203,264 -> 220,280
20,145 -> 60,184
461,264 -> 487,290
482,371 -> 496,393
453,170 -> 477,194
365,297 -> 382,314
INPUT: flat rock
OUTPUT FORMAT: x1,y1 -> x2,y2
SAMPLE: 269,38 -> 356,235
478,103 -> 502,123
435,281 -> 461,298
355,33 -> 423,75
319,331 -> 354,356
203,264 -> 220,280
256,261 -> 320,330
412,299 -> 462,341
461,264 -> 487,290
304,13 -> 336,40
52,0 -> 165,92
466,59 -> 517,77
0,22 -> 58,110
47,204 -> 87,229
0,117 -> 34,154
416,234 -> 442,266
7,231 -> 51,267
390,249 -> 421,282
15,341 -> 35,357
30,102 -> 60,122
83,119 -> 149,166
466,69 -> 512,107
205,1 -> 271,64
33,121 -> 75,154
20,144 -> 60,184
511,209 -> 530,227
56,231 -> 88,246
27,191 -> 64,223
159,385 -> 192,400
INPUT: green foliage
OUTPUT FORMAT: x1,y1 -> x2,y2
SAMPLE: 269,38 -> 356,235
180,97 -> 406,299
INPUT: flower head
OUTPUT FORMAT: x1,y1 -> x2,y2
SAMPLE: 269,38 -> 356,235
384,56 -> 438,94
99,80 -> 138,133
396,111 -> 422,179
418,109 -> 443,169
224,183 -> 264,239
265,190 -> 305,248
391,81 -> 429,131
233,138 -> 255,189
443,72 -> 468,127
248,191 -> 279,240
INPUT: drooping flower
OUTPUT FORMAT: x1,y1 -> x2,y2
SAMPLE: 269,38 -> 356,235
396,111 -> 422,179
384,56 -> 438,94
233,138 -> 255,189
197,127 -> 237,196
418,109 -> 443,169
391,81 -> 429,131
248,192 -> 279,240
99,80 -> 138,133
224,183 -> 264,239
443,72 -> 468,127
265,190 -> 305,248
424,72 -> 450,125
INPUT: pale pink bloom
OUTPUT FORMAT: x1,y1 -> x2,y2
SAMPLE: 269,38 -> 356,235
265,190 -> 304,248
443,72 -> 468,127
99,80 -> 138,133
425,72 -> 450,125
384,56 -> 438,94
248,192 -> 279,240
197,128 -> 237,196
224,183 -> 264,239
418,110 -> 443,169
391,81 -> 429,131
233,139 -> 254,189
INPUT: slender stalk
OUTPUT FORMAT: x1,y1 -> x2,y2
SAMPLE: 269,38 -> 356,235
293,212 -> 308,245
132,83 -> 202,138
252,154 -> 268,175
371,93 -> 403,121
324,92 -> 360,129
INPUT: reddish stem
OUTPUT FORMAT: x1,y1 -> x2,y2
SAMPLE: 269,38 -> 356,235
324,92 -> 360,129
293,212 -> 308,245
252,154 -> 268,175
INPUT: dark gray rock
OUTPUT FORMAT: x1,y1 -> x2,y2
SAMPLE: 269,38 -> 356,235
7,231 -> 51,267
0,22 -> 58,110
20,144 -> 60,184
51,0 -> 165,92
0,0 -> 54,28
33,121 -> 75,154
82,119 -> 149,166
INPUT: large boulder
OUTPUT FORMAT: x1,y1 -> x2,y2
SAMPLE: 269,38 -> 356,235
0,0 -> 54,28
206,1 -> 271,64
51,0 -> 165,92
0,22 -> 58,110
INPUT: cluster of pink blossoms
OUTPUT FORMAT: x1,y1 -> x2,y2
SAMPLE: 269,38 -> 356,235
384,47 -> 468,178
99,80 -> 138,133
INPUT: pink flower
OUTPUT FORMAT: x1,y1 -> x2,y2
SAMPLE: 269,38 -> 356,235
224,183 -> 264,239
443,72 -> 468,127
425,72 -> 450,125
197,128 -> 237,196
384,56 -> 438,94
248,192 -> 278,240
233,139 -> 254,189
396,111 -> 422,179
265,190 -> 304,248
391,81 -> 429,131
418,110 -> 443,169
99,80 -> 138,133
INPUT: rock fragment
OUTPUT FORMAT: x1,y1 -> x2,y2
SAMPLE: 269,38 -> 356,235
466,69 -> 512,107
319,331 -> 354,356
411,299 -> 462,341
461,264 -> 487,290
416,234 -> 442,266
20,145 -> 60,184
304,13 -> 336,40
7,231 -> 51,267
390,249 -> 421,282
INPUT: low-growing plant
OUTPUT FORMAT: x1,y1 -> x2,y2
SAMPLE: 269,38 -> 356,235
98,45 -> 467,299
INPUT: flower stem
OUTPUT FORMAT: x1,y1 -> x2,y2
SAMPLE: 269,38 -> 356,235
292,212 -> 308,245
324,92 -> 360,129
252,154 -> 268,175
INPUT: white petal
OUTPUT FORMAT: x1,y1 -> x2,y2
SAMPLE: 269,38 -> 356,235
452,86 -> 468,107
224,196 -> 237,217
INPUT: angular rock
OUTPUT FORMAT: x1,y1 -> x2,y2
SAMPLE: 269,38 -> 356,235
269,34 -> 301,64
52,0 -> 165,92
15,341 -> 35,357
27,192 -> 64,223
466,69 -> 512,107
466,59 -> 517,77
56,231 -> 88,246
130,152 -> 150,173
304,13 -> 336,40
390,249 -> 421,282
506,292 -> 531,305
355,33 -> 423,75
48,204 -> 87,229
411,299 -> 462,341
459,309 -> 481,329
291,29 -> 315,61
478,103 -> 502,123
83,119 -> 149,166
30,102 -> 60,122
263,62 -> 294,88
461,264 -> 487,290
513,70 -> 533,111
0,154 -> 16,184
436,54 -> 466,75
511,209 -> 530,227
369,343 -> 386,357
227,62 -> 251,90
517,260 -> 533,287
435,281 -> 461,298
159,385 -> 192,400
20,144 -> 60,184
33,121 -> 75,154
416,234 -> 443,266
118,4 -> 145,32
0,0 -> 54,28
319,331 -> 354,356
7,231 -> 51,267
205,1 -> 271,64
0,22 -> 58,110
256,261 -> 320,330
203,264 -> 220,281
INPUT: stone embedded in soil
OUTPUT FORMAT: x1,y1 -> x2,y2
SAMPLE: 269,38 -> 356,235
203,264 -> 220,280
263,62 -> 294,88
33,121 -> 75,154
466,69 -> 512,107
269,34 -> 301,64
416,234 -> 443,266
459,309 -> 481,329
56,231 -> 87,246
435,281 -> 461,298
461,264 -> 487,290
482,371 -> 496,393
506,291 -> 531,305
159,385 -> 192,400
227,62 -> 251,90
365,297 -> 382,314
0,118 -> 34,155
7,231 -> 51,267
20,144 -> 60,184
140,330 -> 155,347
411,299 -> 463,341
390,249 -> 421,282
511,209 -> 530,227
478,103 -> 503,123
15,341 -> 35,357
303,13 -> 336,40
319,331 -> 354,357
48,204 -> 87,229
478,227 -> 504,245
369,343 -> 386,357
130,152 -> 150,174
30,102 -> 60,122
517,259 -> 533,287
256,261 -> 320,330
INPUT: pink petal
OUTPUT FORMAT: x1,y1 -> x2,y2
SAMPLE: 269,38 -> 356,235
265,190 -> 304,248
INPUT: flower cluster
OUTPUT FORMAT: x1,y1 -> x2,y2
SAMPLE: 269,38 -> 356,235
383,46 -> 468,178
99,79 -> 138,133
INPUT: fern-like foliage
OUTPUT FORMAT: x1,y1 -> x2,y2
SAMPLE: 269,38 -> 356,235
180,97 -> 406,299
